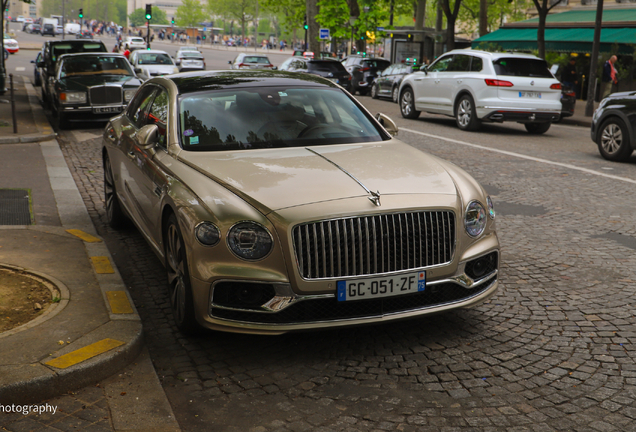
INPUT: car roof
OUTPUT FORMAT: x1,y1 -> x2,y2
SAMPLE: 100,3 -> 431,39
443,49 -> 543,60
161,70 -> 337,94
46,39 -> 105,46
135,49 -> 169,55
58,52 -> 126,60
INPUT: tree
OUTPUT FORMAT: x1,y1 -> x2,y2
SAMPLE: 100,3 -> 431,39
531,0 -> 564,59
459,0 -> 528,37
176,0 -> 207,28
129,7 -> 169,27
440,0 -> 462,51
40,0 -> 128,25
208,0 -> 258,43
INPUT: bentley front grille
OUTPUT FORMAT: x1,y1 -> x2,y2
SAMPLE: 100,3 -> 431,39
292,211 -> 456,280
90,86 -> 121,105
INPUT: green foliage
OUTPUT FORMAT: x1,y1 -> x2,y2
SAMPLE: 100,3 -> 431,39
315,0 -> 350,39
260,0 -> 305,34
176,0 -> 207,28
208,0 -> 257,38
458,0 -> 529,35
41,0 -> 128,25
129,7 -> 168,27
474,42 -> 502,52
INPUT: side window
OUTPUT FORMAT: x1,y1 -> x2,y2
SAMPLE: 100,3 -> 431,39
470,56 -> 483,72
429,56 -> 453,72
448,55 -> 470,72
127,87 -> 156,128
383,65 -> 395,76
148,89 -> 169,149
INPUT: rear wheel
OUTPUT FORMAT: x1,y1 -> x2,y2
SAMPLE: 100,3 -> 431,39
371,83 -> 379,99
400,88 -> 420,119
392,86 -> 399,103
455,95 -> 480,131
103,153 -> 128,229
524,122 -> 551,135
597,117 -> 632,161
165,214 -> 200,334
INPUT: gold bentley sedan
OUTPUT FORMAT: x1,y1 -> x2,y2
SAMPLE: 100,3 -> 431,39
102,71 -> 500,334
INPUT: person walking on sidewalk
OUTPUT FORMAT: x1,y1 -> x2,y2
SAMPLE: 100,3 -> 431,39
602,55 -> 618,99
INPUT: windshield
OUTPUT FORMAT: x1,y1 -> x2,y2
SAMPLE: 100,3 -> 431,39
493,57 -> 552,78
137,53 -> 173,65
244,56 -> 270,64
179,87 -> 384,151
60,56 -> 133,77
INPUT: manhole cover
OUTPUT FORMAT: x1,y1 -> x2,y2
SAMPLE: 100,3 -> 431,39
0,189 -> 32,225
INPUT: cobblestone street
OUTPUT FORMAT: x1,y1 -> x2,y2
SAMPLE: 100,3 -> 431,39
50,99 -> 636,431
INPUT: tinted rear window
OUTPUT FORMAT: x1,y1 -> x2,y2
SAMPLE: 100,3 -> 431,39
493,58 -> 552,78
52,42 -> 107,60
244,56 -> 270,64
308,61 -> 347,73
362,60 -> 390,70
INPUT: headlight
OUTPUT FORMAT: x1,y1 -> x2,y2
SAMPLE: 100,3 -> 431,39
60,91 -> 86,104
195,222 -> 220,246
227,222 -> 273,260
465,201 -> 487,238
487,196 -> 495,219
124,89 -> 137,102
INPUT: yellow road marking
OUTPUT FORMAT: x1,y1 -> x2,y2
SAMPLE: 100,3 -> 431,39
91,256 -> 114,274
106,291 -> 134,314
45,338 -> 125,369
66,229 -> 102,243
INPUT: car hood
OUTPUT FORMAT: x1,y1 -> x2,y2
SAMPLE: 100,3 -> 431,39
177,141 -> 458,213
58,74 -> 141,89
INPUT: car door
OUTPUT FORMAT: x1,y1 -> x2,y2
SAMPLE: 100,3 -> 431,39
377,65 -> 394,96
414,55 -> 452,111
118,86 -> 158,237
438,54 -> 471,115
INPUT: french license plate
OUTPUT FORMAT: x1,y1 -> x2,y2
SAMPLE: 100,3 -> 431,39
93,106 -> 121,114
337,271 -> 426,302
519,91 -> 541,98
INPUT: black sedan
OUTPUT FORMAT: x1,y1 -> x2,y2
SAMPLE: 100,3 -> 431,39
559,83 -> 576,121
278,57 -> 351,91
51,53 -> 142,128
591,91 -> 636,161
371,62 -> 418,102
341,55 -> 390,95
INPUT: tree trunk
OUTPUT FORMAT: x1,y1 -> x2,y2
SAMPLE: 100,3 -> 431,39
435,2 -> 444,57
306,0 -> 320,53
479,0 -> 487,37
537,8 -> 547,59
446,15 -> 455,51
586,0 -> 604,116
347,0 -> 364,53
414,0 -> 426,42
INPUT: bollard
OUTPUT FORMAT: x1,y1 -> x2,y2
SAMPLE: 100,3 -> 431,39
9,73 -> 17,134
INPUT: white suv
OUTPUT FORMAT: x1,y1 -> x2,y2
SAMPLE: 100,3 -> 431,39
122,37 -> 147,51
399,49 -> 562,134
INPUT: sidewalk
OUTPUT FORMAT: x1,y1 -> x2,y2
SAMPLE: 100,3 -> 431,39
559,99 -> 598,128
0,77 -> 180,431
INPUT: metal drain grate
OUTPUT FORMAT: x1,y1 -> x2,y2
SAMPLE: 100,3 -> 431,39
0,189 -> 32,225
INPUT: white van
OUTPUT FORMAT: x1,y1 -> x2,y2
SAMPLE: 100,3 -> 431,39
64,23 -> 80,34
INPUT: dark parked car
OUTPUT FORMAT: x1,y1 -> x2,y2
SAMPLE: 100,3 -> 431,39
38,39 -> 108,107
26,23 -> 41,34
371,62 -> 419,102
51,53 -> 142,128
76,30 -> 93,39
341,55 -> 390,95
278,57 -> 352,91
591,91 -> 636,161
31,51 -> 43,86
41,23 -> 56,37
559,83 -> 575,121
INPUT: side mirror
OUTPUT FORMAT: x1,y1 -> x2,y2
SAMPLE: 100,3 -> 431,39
272,66 -> 278,71
375,113 -> 398,137
134,67 -> 141,73
136,124 -> 158,153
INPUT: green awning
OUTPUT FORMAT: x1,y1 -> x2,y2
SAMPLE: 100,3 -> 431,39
510,8 -> 636,27
472,27 -> 636,54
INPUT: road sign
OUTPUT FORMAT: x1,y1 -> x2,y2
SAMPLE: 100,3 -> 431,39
319,28 -> 330,40
376,27 -> 385,31
203,27 -> 207,31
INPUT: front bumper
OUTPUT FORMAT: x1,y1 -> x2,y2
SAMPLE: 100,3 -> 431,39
190,251 -> 500,334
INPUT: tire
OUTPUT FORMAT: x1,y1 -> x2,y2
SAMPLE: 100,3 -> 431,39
597,117 -> 632,162
371,83 -> 379,99
55,110 -> 70,130
400,87 -> 420,119
455,94 -> 481,131
392,86 -> 399,103
164,214 -> 200,334
524,122 -> 551,135
103,153 -> 129,229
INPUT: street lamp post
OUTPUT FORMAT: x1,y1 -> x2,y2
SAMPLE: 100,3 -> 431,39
349,16 -> 355,55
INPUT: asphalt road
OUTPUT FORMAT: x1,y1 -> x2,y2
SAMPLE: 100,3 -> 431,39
9,19 -> 636,430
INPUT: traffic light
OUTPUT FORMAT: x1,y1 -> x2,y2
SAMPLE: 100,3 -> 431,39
78,8 -> 83,18
171,17 -> 175,25
202,34 -> 206,40
303,17 -> 308,30
145,4 -> 152,21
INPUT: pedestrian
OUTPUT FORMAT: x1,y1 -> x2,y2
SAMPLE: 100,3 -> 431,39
602,55 -> 618,99
561,58 -> 578,97
123,48 -> 130,59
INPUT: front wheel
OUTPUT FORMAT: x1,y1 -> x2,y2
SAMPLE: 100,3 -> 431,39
371,83 -> 379,99
597,117 -> 632,161
165,214 -> 200,334
455,95 -> 480,131
400,88 -> 421,119
103,153 -> 129,229
524,122 -> 551,135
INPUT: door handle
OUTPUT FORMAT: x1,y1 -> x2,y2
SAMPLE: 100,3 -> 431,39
414,78 -> 422,81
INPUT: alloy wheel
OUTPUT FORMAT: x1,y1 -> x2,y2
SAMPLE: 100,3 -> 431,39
166,223 -> 187,325
401,91 -> 412,116
104,160 -> 117,222
392,87 -> 399,103
601,123 -> 623,155
457,99 -> 472,127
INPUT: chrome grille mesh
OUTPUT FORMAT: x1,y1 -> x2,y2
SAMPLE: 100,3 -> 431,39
90,86 -> 121,105
292,211 -> 455,279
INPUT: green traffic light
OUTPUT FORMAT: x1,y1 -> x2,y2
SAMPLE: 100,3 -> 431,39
145,14 -> 151,20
